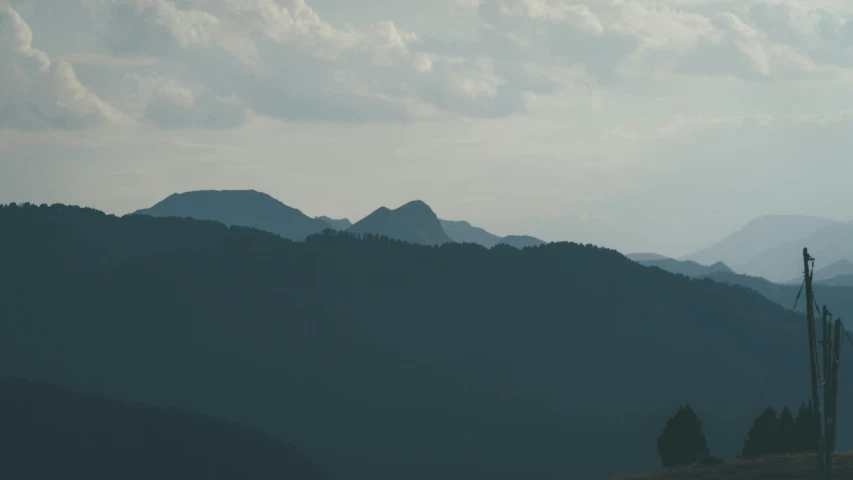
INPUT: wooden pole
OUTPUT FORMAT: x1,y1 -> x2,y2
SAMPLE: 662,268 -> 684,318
825,318 -> 842,480
803,248 -> 825,476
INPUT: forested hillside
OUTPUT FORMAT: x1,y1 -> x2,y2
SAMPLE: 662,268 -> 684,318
0,377 -> 327,480
0,203 -> 847,480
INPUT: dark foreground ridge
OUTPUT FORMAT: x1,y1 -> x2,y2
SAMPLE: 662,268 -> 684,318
2,202 -> 851,480
612,452 -> 853,480
0,376 -> 328,480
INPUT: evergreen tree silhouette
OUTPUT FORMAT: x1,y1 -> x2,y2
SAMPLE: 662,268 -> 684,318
657,404 -> 710,468
794,401 -> 819,452
778,406 -> 797,454
740,406 -> 780,458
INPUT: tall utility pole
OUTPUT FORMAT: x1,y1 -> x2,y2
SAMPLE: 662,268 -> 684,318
803,247 -> 825,477
802,248 -> 843,480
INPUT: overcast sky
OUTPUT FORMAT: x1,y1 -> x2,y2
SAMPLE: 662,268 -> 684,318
2,0 -> 853,257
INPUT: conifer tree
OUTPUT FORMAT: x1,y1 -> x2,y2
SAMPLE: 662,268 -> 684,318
740,406 -> 780,458
657,404 -> 710,468
778,406 -> 797,454
794,400 -> 819,452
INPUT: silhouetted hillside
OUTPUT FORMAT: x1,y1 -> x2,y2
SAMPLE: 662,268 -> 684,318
133,190 -> 330,240
347,200 -> 452,245
496,235 -> 545,248
316,216 -> 353,230
1,203 -> 850,480
440,219 -> 501,247
700,271 -> 853,329
683,215 -> 840,269
637,258 -> 733,278
0,377 -> 328,480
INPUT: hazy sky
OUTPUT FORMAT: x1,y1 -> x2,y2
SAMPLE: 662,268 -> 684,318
2,0 -> 853,257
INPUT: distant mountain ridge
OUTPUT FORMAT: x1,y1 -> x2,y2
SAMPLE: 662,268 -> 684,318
683,215 -> 842,268
440,219 -> 502,247
739,223 -> 853,283
496,235 -> 545,249
132,190 -> 329,241
316,216 -> 352,230
626,253 -> 669,262
634,257 -> 734,278
347,200 -> 452,246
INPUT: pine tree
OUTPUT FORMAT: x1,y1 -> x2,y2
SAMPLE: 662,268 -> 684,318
657,404 -> 711,468
794,400 -> 819,452
741,406 -> 781,458
778,406 -> 797,454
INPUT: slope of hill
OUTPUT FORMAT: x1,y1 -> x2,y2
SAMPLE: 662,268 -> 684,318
440,219 -> 502,247
699,271 -> 853,328
739,223 -> 853,283
132,190 -> 330,241
814,259 -> 853,283
637,258 -> 733,278
316,216 -> 353,230
820,274 -> 853,287
2,203 -> 852,480
611,452 -> 853,480
347,200 -> 452,245
496,235 -> 545,248
683,215 -> 841,268
626,253 -> 669,262
0,376 -> 328,480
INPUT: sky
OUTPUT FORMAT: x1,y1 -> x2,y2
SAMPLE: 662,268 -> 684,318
2,0 -> 853,257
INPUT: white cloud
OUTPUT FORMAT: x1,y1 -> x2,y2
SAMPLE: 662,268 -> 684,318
0,5 -> 125,130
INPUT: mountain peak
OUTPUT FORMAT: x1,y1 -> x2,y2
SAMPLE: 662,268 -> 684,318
131,189 -> 327,241
347,200 -> 451,246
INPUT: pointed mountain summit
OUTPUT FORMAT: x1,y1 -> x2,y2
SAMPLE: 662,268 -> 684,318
496,235 -> 545,249
316,216 -> 352,230
347,200 -> 452,246
440,219 -> 502,247
131,190 -> 329,241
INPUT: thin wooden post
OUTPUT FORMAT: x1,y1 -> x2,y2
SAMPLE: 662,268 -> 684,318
803,248 -> 825,477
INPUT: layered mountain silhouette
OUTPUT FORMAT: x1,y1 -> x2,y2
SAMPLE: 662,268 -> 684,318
699,271 -> 853,331
347,200 -> 452,246
785,259 -> 853,285
0,377 -> 328,480
496,235 -> 545,248
439,219 -> 501,247
819,274 -> 853,287
3,202 -> 848,480
738,222 -> 853,283
316,216 -> 352,230
132,190 -> 329,241
626,252 -> 669,262
683,215 -> 841,269
633,257 -> 733,278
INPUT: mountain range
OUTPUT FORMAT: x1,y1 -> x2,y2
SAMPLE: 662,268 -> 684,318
133,190 -> 545,249
627,255 -> 734,278
132,190 -> 330,241
2,202 -> 848,480
679,215 -> 853,283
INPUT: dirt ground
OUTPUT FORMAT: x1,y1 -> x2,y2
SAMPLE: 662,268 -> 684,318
611,452 -> 853,480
